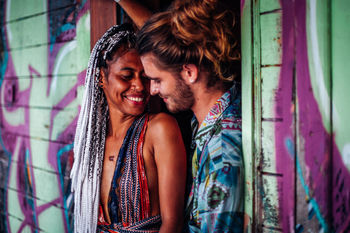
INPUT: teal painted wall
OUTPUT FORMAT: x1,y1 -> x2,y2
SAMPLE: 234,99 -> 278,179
0,0 -> 90,232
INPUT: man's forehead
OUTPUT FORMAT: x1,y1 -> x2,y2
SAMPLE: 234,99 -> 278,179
141,54 -> 162,75
141,53 -> 158,65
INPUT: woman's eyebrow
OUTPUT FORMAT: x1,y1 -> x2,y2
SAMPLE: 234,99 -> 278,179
120,67 -> 135,71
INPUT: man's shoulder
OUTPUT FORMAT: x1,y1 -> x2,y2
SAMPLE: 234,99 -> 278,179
214,102 -> 242,141
205,118 -> 242,172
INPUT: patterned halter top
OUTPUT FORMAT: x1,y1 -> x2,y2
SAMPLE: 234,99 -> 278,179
97,113 -> 161,232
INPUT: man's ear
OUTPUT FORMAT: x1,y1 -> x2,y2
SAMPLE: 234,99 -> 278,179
181,64 -> 198,84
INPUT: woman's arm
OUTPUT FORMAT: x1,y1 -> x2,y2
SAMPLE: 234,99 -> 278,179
148,113 -> 187,233
116,0 -> 153,29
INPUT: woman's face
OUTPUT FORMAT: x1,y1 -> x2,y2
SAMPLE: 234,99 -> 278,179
101,49 -> 150,117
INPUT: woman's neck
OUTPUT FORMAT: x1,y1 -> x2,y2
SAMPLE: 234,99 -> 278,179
107,107 -> 137,138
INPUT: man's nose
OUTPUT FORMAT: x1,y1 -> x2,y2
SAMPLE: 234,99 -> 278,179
150,80 -> 159,96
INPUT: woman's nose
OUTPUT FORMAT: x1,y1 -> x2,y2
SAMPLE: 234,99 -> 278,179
132,76 -> 144,92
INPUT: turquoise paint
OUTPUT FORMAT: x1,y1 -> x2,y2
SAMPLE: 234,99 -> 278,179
285,138 -> 329,232
57,143 -> 74,233
50,23 -> 76,52
24,149 -> 39,233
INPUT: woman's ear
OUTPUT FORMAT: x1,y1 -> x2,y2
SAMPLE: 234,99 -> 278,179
181,64 -> 198,84
99,70 -> 107,89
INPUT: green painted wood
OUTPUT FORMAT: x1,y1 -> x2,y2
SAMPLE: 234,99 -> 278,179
241,0 -> 254,231
6,0 -> 46,22
6,163 -> 62,203
260,0 -> 281,13
260,122 -> 281,173
6,0 -> 74,23
37,202 -> 66,233
260,175 -> 283,229
4,140 -> 72,179
253,0 -> 263,231
331,1 -> 350,230
255,2 -> 285,231
7,189 -> 66,233
1,76 -> 79,108
332,0 -> 350,172
260,12 -> 282,66
261,66 -> 282,119
6,14 -> 49,50
1,2 -> 90,233
5,41 -> 86,77
262,227 -> 283,233
306,0 -> 332,133
1,107 -> 79,142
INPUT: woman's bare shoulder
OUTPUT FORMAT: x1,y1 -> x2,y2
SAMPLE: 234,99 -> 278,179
148,112 -> 178,128
147,113 -> 181,140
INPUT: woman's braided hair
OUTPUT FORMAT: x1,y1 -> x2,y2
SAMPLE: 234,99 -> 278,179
70,23 -> 136,233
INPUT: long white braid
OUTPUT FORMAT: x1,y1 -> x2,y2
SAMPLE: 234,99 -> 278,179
70,24 -> 135,233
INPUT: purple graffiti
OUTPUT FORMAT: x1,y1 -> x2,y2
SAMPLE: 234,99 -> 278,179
275,0 -> 350,232
0,1 -> 89,233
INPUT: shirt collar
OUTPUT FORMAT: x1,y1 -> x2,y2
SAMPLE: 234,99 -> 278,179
191,88 -> 233,143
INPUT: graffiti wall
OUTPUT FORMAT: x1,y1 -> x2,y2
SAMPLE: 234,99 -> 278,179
242,0 -> 350,232
0,0 -> 90,232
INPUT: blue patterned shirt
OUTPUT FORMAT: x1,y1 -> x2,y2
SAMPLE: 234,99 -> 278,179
186,86 -> 243,233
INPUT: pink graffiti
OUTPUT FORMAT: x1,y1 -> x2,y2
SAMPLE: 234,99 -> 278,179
0,1 -> 89,233
275,0 -> 350,232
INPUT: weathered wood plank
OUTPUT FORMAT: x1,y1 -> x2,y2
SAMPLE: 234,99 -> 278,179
258,174 -> 283,229
1,106 -> 78,143
331,1 -> 350,232
6,0 -> 74,22
261,66 -> 282,119
260,12 -> 282,66
262,226 -> 283,233
6,163 -> 62,204
1,75 -> 81,109
6,14 -> 49,50
241,0 -> 254,231
260,121 -> 283,174
260,0 -> 281,14
4,41 -> 85,78
90,0 -> 117,49
6,5 -> 79,51
6,188 -> 68,233
0,137 -> 73,175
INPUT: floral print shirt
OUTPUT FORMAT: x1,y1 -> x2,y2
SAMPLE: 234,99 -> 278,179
186,86 -> 244,233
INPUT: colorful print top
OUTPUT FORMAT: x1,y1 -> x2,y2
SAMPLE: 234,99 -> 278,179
97,113 -> 161,232
186,86 -> 244,233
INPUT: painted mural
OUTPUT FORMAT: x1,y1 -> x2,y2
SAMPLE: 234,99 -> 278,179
276,0 -> 350,232
0,0 -> 90,232
241,0 -> 350,232
1,0 -> 349,232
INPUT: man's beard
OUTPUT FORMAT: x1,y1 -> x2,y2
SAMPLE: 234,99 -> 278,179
166,77 -> 194,113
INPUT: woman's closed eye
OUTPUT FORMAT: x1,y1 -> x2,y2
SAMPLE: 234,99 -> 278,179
119,72 -> 134,80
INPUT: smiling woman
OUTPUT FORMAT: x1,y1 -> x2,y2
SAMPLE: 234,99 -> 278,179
70,24 -> 187,233
99,48 -> 150,116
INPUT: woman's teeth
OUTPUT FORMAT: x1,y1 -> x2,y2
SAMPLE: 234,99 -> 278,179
127,96 -> 143,102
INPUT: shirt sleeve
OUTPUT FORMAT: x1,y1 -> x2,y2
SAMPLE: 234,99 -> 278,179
196,129 -> 244,233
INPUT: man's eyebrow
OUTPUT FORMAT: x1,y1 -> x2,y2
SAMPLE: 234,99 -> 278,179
142,74 -> 158,80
